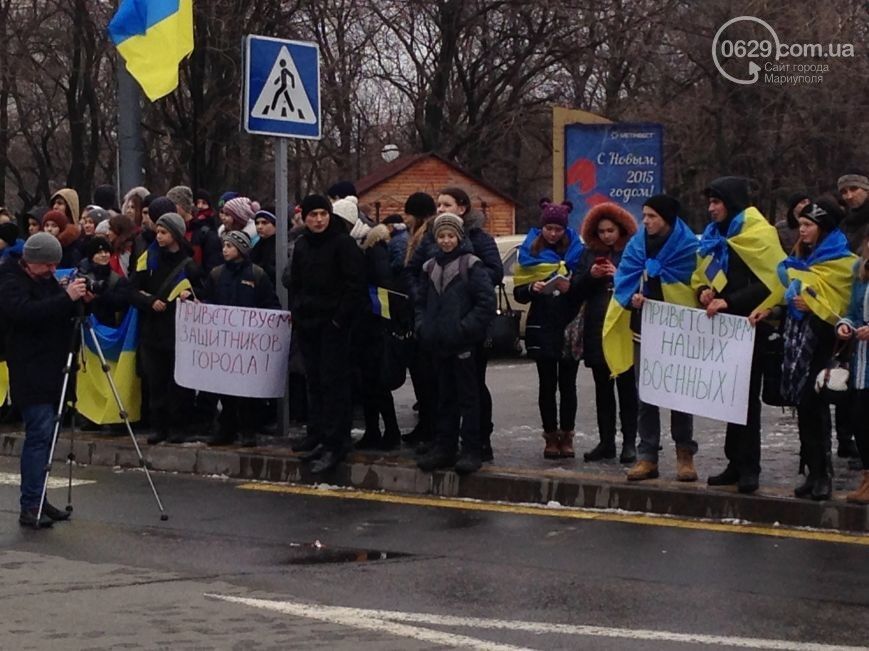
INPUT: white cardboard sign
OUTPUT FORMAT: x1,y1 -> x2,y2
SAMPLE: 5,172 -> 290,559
638,300 -> 756,425
174,301 -> 292,398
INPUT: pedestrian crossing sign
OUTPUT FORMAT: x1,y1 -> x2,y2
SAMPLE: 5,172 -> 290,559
243,35 -> 321,139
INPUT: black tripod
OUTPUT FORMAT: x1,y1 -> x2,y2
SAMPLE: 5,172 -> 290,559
36,311 -> 168,524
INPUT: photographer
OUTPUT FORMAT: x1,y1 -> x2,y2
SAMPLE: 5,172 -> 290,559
0,233 -> 90,528
77,236 -> 131,328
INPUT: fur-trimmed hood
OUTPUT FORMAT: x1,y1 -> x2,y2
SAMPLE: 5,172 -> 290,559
581,202 -> 637,253
362,223 -> 390,250
57,223 -> 82,248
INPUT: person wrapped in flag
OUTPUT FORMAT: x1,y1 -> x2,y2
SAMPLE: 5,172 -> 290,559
512,200 -> 584,460
129,211 -> 202,445
602,195 -> 700,484
751,199 -> 856,501
693,176 -> 787,494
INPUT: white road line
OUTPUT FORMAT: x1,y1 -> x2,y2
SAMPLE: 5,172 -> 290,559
206,594 -> 867,651
0,471 -> 95,489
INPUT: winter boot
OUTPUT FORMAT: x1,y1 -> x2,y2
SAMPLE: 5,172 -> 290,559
846,470 -> 869,504
707,466 -> 739,486
455,448 -> 483,475
19,508 -> 53,529
675,448 -> 698,482
583,440 -> 616,462
543,431 -> 562,459
559,431 -> 576,458
355,430 -> 382,450
379,427 -> 402,451
417,446 -> 456,472
619,442 -> 637,464
626,460 -> 659,481
811,454 -> 833,501
794,474 -> 817,498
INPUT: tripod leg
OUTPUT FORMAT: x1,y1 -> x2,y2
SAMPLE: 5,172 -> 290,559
66,333 -> 85,513
85,321 -> 168,520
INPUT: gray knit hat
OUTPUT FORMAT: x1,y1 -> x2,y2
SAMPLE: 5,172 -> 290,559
433,213 -> 464,240
23,232 -> 62,264
222,230 -> 252,257
155,212 -> 187,244
166,185 -> 194,214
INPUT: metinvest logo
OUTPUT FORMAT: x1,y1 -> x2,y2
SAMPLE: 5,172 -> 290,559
712,16 -> 855,86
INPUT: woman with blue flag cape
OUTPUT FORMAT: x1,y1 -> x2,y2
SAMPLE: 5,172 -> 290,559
752,200 -> 856,501
603,195 -> 700,483
573,202 -> 637,464
694,176 -> 787,494
513,200 -> 583,460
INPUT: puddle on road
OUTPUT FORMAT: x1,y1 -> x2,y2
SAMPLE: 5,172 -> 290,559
285,542 -> 412,565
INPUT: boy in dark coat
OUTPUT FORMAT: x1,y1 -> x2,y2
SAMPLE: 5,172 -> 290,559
250,208 -> 278,284
415,213 -> 496,474
129,212 -> 202,445
204,231 -> 279,446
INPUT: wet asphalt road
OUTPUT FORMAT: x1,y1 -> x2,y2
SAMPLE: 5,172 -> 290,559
1,457 -> 867,650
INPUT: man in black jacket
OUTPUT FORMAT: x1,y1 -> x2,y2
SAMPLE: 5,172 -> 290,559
285,195 -> 368,473
0,233 -> 88,527
838,170 -> 869,253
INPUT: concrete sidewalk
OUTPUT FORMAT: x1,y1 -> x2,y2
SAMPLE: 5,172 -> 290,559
1,360 -> 866,533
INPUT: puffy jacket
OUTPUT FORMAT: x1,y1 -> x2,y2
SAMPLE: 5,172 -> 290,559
414,243 -> 496,357
205,259 -> 280,309
250,235 -> 277,284
0,264 -> 79,406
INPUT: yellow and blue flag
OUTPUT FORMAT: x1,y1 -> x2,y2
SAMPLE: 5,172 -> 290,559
513,227 -> 584,287
108,0 -> 194,101
76,309 -> 142,424
0,362 -> 8,406
693,207 -> 787,312
603,218 -> 699,377
136,244 -> 193,301
369,286 -> 409,321
778,229 -> 856,324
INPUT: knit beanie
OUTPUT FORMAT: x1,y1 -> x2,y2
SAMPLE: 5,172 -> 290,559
84,236 -> 112,259
155,212 -> 187,244
643,194 -> 681,225
785,192 -> 812,229
23,232 -> 62,264
382,213 -> 405,226
95,220 -> 111,235
148,197 -> 176,222
433,213 -> 464,240
837,170 -> 869,192
167,185 -> 194,214
0,222 -> 19,246
41,209 -> 69,230
538,199 -> 571,228
217,191 -> 239,209
254,209 -> 277,225
194,188 -> 213,207
85,207 -> 110,225
223,197 -> 260,229
800,199 -> 843,232
404,192 -> 436,219
142,193 -> 157,210
222,230 -> 252,257
327,181 -> 357,199
332,196 -> 359,226
300,194 -> 332,218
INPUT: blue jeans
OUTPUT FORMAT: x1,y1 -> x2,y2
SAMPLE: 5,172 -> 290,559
20,404 -> 56,511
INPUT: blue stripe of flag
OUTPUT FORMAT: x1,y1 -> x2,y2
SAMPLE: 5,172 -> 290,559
108,0 -> 181,45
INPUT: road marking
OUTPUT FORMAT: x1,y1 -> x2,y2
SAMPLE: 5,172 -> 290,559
207,594 -> 867,651
237,482 -> 869,546
0,471 -> 95,489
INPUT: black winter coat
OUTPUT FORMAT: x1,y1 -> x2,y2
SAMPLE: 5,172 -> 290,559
405,213 -> 503,304
841,201 -> 869,254
0,264 -> 78,407
286,218 -> 368,331
250,235 -> 277,284
204,259 -> 280,309
572,248 -> 622,367
129,245 -> 203,350
187,218 -> 223,274
78,259 -> 130,328
415,245 -> 496,357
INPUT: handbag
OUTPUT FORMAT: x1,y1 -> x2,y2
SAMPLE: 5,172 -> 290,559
814,340 -> 851,405
381,326 -> 412,391
562,304 -> 585,361
485,283 -> 522,356
761,325 -> 792,407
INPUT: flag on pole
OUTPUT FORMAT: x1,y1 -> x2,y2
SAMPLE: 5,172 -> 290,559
108,0 -> 194,101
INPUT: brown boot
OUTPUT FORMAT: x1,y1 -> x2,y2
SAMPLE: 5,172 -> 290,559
846,470 -> 869,504
543,431 -> 561,459
676,448 -> 698,482
559,431 -> 575,458
627,460 -> 659,481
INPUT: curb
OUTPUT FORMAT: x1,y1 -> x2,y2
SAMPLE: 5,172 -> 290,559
2,432 -> 867,533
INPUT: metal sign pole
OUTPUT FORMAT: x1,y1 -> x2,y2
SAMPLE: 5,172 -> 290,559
274,137 -> 290,437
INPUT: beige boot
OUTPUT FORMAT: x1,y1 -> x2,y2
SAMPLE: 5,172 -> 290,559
627,460 -> 659,481
846,470 -> 869,504
559,431 -> 575,458
543,431 -> 561,459
676,448 -> 698,482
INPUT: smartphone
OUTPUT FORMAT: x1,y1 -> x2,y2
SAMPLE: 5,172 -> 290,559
594,256 -> 609,265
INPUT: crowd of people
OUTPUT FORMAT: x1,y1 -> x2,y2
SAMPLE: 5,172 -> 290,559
1,170 -> 869,527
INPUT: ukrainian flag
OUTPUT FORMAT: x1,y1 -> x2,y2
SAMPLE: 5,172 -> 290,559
513,227 -> 584,286
76,309 -> 142,424
369,286 -> 410,322
108,0 -> 194,101
603,218 -> 699,377
136,244 -> 193,301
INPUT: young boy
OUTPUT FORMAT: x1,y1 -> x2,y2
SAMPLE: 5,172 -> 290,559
414,213 -> 495,474
250,208 -> 278,284
204,231 -> 280,447
129,212 -> 202,444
